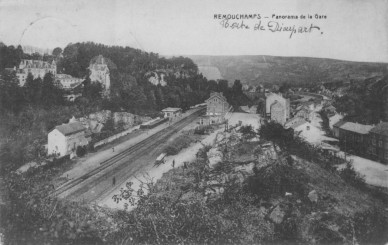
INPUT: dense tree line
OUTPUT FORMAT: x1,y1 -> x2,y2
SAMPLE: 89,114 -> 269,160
0,70 -> 65,113
57,42 -> 250,113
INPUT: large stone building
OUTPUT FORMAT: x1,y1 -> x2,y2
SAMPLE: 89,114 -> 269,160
200,92 -> 230,125
335,121 -> 374,157
368,122 -> 388,164
266,93 -> 290,125
48,120 -> 90,157
89,55 -> 110,94
14,59 -> 57,86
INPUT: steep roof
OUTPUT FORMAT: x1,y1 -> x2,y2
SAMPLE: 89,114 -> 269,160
270,100 -> 284,109
54,122 -> 85,136
20,59 -> 55,69
370,122 -> 388,136
339,122 -> 374,135
206,92 -> 228,103
290,119 -> 308,129
333,120 -> 347,128
91,55 -> 106,65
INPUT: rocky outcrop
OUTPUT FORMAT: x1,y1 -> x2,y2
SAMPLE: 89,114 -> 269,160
207,148 -> 223,166
268,205 -> 286,224
146,71 -> 167,86
74,110 -> 152,133
89,110 -> 112,124
113,112 -> 151,130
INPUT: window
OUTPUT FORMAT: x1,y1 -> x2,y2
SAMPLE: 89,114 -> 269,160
379,140 -> 383,147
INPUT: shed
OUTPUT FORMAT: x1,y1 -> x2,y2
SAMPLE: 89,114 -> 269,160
162,107 -> 182,118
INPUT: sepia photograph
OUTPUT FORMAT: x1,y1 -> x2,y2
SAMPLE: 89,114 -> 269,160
0,0 -> 388,244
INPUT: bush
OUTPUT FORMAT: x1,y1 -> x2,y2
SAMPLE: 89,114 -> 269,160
338,162 -> 366,189
245,160 -> 308,199
163,135 -> 195,156
194,125 -> 212,135
239,125 -> 255,139
76,145 -> 86,157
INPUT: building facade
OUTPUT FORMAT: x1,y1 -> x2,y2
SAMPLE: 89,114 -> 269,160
206,92 -> 230,116
89,55 -> 110,94
162,107 -> 182,118
48,121 -> 89,157
332,120 -> 347,138
368,122 -> 388,164
336,122 -> 374,157
15,59 -> 57,86
266,93 -> 290,125
200,92 -> 230,125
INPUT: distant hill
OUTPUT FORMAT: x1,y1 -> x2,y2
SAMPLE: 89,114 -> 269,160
188,55 -> 388,86
197,66 -> 223,80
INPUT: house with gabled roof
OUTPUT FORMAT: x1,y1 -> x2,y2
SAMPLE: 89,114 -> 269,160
266,93 -> 290,125
335,121 -> 374,156
332,120 -> 347,138
199,92 -> 231,125
162,107 -> 182,118
368,122 -> 388,164
48,119 -> 90,157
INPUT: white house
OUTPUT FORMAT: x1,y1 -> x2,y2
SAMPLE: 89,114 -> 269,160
162,107 -> 182,118
48,121 -> 89,157
266,93 -> 290,124
291,120 -> 324,144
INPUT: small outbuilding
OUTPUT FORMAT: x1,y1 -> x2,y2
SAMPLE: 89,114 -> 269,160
48,121 -> 90,157
162,107 -> 182,118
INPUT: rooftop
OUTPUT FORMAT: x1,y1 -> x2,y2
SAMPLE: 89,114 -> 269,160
290,119 -> 309,129
207,92 -> 228,102
339,122 -> 374,134
370,122 -> 388,136
56,74 -> 83,80
162,107 -> 181,112
54,122 -> 85,136
333,120 -> 347,128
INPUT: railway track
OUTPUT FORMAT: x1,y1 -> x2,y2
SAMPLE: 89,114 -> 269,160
53,108 -> 205,199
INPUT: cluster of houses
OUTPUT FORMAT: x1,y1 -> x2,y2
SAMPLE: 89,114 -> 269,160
333,121 -> 388,164
8,55 -> 111,101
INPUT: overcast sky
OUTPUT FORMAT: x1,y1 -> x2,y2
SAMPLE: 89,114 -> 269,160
0,0 -> 387,62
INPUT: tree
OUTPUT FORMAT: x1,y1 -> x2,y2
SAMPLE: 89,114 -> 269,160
0,70 -> 24,112
239,125 -> 256,140
52,47 -> 62,57
83,78 -> 102,101
232,80 -> 243,94
41,72 -> 64,106
24,76 -> 43,104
